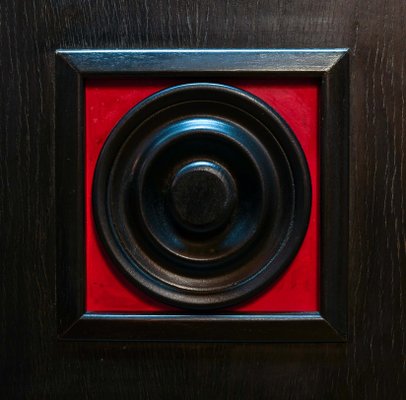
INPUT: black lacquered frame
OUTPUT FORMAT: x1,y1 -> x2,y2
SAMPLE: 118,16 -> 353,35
55,49 -> 349,342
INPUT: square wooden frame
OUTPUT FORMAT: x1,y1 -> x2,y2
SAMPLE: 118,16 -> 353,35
55,49 -> 349,342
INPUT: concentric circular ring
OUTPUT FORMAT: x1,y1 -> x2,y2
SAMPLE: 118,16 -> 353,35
92,83 -> 311,310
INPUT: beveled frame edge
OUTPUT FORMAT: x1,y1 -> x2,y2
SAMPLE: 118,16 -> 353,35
55,49 -> 349,342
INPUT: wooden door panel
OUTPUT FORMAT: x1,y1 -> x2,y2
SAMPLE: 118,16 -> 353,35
0,1 -> 404,398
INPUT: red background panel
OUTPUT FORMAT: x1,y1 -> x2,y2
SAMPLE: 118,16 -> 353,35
85,78 -> 319,313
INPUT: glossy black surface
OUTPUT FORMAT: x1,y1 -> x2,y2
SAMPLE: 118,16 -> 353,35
55,49 -> 348,342
93,83 -> 311,309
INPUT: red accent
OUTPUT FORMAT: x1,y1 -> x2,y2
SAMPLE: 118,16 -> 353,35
85,78 -> 320,313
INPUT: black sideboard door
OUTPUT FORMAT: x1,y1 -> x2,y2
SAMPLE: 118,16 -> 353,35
0,1 -> 404,398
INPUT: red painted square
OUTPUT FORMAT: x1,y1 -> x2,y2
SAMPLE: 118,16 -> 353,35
85,78 -> 320,313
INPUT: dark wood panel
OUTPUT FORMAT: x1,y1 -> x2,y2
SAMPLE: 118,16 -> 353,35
0,0 -> 404,398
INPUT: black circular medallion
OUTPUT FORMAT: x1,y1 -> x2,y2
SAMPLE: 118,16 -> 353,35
92,83 -> 311,309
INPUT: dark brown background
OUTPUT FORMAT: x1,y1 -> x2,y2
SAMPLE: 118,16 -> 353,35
1,1 -> 404,398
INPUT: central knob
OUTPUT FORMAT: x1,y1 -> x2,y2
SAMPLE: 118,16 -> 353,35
169,161 -> 237,233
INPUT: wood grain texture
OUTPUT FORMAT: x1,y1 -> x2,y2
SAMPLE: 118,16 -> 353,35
0,0 -> 404,399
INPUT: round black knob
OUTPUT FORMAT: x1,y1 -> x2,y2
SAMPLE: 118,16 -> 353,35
169,161 -> 236,233
92,82 -> 311,310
